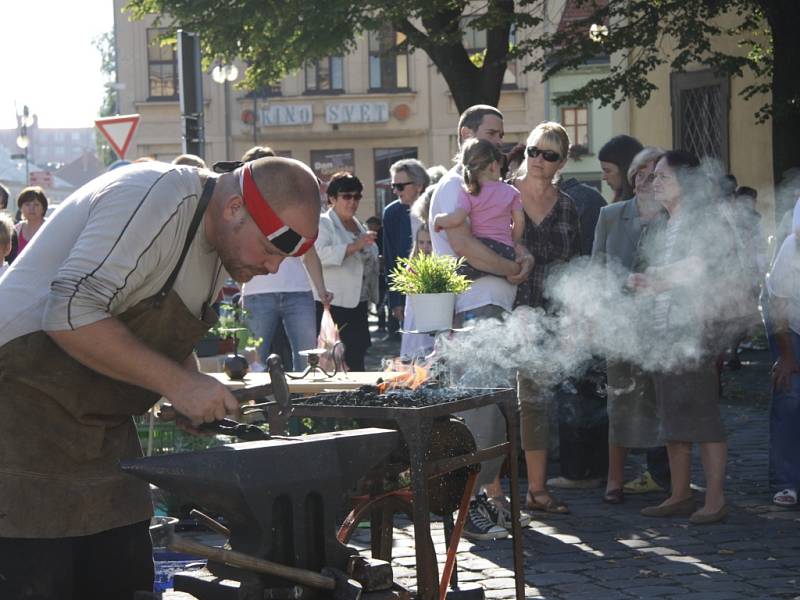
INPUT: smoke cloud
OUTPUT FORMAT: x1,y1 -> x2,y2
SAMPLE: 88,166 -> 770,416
438,160 -> 763,391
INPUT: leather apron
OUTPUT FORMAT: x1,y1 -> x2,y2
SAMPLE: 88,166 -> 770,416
0,178 -> 219,538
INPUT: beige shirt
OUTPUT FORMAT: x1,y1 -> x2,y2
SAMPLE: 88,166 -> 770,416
0,162 -> 226,347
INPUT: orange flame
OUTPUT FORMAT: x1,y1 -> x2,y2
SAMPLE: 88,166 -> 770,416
378,358 -> 431,393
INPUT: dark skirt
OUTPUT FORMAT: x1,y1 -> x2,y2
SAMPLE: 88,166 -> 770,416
607,361 -> 660,448
316,301 -> 371,371
653,363 -> 726,443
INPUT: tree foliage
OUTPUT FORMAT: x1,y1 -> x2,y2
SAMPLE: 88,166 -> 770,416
124,0 -> 542,111
93,31 -> 118,164
525,0 -> 772,121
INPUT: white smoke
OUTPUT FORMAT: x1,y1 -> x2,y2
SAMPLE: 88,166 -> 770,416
438,158 -> 763,389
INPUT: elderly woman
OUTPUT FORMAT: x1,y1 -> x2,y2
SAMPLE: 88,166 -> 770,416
15,186 -> 48,254
592,146 -> 671,504
513,122 -> 582,514
383,159 -> 430,329
315,172 -> 379,371
629,150 -> 735,525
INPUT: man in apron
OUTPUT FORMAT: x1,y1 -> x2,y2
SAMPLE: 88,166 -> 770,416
0,156 -> 321,599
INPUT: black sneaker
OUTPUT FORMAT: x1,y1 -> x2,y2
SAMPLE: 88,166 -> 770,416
461,498 -> 509,541
482,493 -> 532,529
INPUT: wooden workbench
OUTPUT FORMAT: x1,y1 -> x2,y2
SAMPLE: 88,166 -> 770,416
207,371 -> 384,395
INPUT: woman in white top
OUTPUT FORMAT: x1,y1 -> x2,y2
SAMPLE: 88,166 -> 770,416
314,172 -> 379,371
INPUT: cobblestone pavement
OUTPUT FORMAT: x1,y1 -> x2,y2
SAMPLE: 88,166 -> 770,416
347,344 -> 800,599
166,344 -> 800,599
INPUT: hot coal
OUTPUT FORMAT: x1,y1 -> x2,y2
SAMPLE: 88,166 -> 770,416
295,383 -> 475,408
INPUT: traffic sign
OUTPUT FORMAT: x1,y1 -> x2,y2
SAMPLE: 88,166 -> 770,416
95,114 -> 141,160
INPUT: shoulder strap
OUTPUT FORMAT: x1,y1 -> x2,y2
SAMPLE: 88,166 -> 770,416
156,176 -> 217,304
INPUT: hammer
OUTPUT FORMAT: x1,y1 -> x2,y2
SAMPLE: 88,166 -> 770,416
169,533 -> 362,600
157,383 -> 275,422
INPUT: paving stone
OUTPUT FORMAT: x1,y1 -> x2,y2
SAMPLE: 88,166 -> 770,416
523,571 -> 589,586
481,577 -> 517,590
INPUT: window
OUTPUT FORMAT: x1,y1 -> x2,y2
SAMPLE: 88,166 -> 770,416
305,56 -> 344,93
671,70 -> 730,169
147,28 -> 178,99
368,28 -> 409,91
373,147 -> 417,215
561,106 -> 589,147
71,132 -> 80,141
462,18 -> 517,87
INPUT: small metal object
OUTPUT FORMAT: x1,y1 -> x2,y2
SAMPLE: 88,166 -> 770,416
347,556 -> 393,592
287,341 -> 345,379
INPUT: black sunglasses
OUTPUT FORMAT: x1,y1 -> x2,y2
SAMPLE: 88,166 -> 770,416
338,192 -> 362,201
526,146 -> 561,162
391,182 -> 413,191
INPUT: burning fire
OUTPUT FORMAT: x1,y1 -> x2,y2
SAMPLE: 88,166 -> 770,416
378,358 -> 431,393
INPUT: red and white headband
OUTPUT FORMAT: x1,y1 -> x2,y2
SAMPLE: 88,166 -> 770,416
238,162 -> 317,257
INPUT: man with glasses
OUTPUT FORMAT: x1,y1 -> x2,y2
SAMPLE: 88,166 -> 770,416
382,159 -> 431,341
428,104 -> 534,540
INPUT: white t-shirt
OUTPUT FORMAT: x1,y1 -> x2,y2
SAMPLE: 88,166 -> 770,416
0,162 -> 226,347
428,166 -> 517,314
768,233 -> 800,335
242,258 -> 312,296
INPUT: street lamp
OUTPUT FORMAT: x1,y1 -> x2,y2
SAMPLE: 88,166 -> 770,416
16,105 -> 34,186
211,64 -> 239,160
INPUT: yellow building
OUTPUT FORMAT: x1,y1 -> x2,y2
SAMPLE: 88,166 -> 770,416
113,0 -> 619,218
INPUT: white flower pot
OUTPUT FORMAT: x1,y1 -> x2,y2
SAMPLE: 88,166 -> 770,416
408,292 -> 456,332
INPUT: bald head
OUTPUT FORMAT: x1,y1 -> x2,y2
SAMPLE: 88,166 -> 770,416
241,156 -> 321,239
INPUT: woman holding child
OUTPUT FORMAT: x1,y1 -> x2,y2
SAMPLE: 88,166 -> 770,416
513,122 -> 582,514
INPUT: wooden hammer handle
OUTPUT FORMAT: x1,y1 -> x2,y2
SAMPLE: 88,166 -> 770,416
169,534 -> 335,591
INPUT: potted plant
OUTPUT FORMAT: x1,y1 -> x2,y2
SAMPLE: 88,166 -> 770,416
389,253 -> 472,332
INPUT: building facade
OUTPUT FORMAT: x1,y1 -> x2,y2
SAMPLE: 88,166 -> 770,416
114,0 -> 607,218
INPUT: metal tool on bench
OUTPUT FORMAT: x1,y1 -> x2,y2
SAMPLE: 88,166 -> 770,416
121,427 -> 401,599
157,353 -> 292,439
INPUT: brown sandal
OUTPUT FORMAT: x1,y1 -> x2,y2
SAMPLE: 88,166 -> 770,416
526,490 -> 570,514
602,488 -> 625,504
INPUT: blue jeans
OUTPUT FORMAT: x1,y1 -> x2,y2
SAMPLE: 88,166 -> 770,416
768,327 -> 800,490
243,291 -> 317,370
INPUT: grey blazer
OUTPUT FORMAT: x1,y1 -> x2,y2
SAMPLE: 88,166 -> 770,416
591,198 -> 642,270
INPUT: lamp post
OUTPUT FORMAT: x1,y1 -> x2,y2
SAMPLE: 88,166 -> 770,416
211,64 -> 239,160
16,105 -> 34,186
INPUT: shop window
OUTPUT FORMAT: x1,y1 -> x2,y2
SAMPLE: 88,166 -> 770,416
305,56 -> 344,93
462,18 -> 517,88
368,27 -> 409,91
373,147 -> 417,215
147,28 -> 178,99
561,106 -> 589,148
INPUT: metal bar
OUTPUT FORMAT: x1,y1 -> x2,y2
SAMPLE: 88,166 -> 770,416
425,443 -> 510,479
498,396 -> 526,600
439,470 -> 477,600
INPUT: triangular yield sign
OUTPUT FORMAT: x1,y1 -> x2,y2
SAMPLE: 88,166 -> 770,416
95,114 -> 141,160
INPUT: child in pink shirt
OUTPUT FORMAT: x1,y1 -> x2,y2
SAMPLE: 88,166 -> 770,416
433,138 -> 523,278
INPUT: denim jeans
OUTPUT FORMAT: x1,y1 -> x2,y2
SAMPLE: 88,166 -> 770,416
768,328 -> 800,490
243,291 -> 317,370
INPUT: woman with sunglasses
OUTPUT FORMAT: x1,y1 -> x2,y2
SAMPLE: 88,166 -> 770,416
512,121 -> 582,514
315,172 -> 379,371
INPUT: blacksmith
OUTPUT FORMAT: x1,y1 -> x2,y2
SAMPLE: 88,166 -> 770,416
0,157 -> 321,599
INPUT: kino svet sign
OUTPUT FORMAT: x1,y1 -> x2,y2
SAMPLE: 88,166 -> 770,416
258,104 -> 313,127
325,102 -> 389,124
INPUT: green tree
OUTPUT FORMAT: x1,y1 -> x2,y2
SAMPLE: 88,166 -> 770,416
93,31 -> 118,165
124,0 -> 796,205
124,0 -> 539,113
526,0 -> 797,212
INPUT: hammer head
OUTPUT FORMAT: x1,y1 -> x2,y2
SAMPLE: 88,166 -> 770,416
320,567 -> 362,600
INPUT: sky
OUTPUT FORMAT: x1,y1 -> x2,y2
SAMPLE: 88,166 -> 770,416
0,0 -> 114,129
